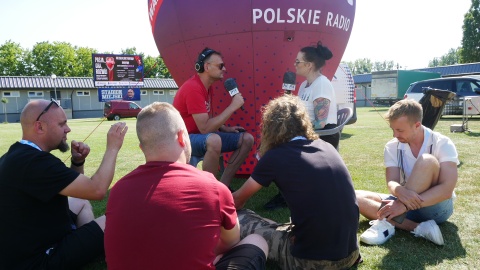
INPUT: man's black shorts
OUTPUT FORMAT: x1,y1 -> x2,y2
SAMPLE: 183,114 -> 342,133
215,243 -> 266,270
42,219 -> 104,269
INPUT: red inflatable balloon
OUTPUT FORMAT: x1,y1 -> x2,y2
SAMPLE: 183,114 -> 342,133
149,0 -> 356,175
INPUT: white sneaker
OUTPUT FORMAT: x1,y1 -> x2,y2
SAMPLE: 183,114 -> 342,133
360,219 -> 395,245
412,220 -> 444,245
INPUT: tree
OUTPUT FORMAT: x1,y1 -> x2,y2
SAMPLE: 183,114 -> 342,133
30,41 -> 55,75
372,60 -> 396,72
344,58 -> 373,75
30,41 -> 76,76
121,47 -> 138,55
0,40 -> 29,76
121,47 -> 171,78
74,46 -> 97,77
157,57 -> 172,78
429,57 -> 441,67
344,58 -> 402,75
0,41 -> 171,78
428,48 -> 461,67
1,97 -> 8,123
461,0 -> 480,62
143,55 -> 171,78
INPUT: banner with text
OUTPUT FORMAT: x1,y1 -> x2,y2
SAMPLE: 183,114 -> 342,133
92,54 -> 144,87
98,88 -> 141,102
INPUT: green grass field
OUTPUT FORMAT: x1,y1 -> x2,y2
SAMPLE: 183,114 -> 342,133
1,107 -> 479,269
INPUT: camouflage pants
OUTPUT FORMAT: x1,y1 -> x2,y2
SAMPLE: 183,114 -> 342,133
237,209 -> 360,270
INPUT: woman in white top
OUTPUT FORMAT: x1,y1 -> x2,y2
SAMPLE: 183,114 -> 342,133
295,42 -> 339,148
263,42 -> 339,212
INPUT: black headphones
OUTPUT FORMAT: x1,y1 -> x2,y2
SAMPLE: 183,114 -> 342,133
195,49 -> 216,73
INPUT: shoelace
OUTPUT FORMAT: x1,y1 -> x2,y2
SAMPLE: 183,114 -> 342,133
368,219 -> 384,227
367,219 -> 390,231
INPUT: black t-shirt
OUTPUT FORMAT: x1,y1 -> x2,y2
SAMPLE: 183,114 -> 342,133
251,139 -> 359,261
0,142 -> 79,269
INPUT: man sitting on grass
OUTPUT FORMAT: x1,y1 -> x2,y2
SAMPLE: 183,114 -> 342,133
356,99 -> 459,246
232,95 -> 361,269
0,99 -> 127,269
104,102 -> 267,270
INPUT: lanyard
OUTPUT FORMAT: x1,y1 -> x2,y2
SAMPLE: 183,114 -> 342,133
290,136 -> 307,141
19,140 -> 42,151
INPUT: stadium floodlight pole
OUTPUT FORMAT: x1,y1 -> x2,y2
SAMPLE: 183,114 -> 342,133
51,74 -> 57,101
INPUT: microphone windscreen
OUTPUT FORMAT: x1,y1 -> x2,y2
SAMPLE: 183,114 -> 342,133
282,71 -> 296,91
224,78 -> 239,97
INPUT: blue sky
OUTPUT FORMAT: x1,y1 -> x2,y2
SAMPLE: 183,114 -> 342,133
0,0 -> 472,69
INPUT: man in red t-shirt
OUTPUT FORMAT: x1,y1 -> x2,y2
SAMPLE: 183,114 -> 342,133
173,47 -> 254,188
105,102 -> 267,269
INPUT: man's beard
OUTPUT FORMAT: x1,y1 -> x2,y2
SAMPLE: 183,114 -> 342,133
58,140 -> 70,153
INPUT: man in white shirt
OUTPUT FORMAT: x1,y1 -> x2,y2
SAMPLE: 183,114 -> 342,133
356,99 -> 458,246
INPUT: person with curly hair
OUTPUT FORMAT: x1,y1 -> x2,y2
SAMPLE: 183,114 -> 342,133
232,95 -> 361,269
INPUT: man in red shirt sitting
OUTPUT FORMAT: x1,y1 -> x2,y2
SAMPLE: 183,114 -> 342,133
173,47 -> 254,189
104,102 -> 267,269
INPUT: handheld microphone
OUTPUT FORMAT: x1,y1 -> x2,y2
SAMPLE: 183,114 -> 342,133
224,78 -> 244,111
282,71 -> 296,94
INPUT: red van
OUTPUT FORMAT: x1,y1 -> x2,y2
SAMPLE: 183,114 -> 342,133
104,100 -> 142,121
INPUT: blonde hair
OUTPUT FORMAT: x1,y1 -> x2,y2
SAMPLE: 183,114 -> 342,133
136,102 -> 185,151
385,99 -> 423,124
259,95 -> 318,157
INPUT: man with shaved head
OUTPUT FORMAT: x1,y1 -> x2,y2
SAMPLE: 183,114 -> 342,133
0,99 -> 127,269
104,102 -> 267,270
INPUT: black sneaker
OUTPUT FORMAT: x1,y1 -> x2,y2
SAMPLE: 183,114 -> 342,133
263,193 -> 287,210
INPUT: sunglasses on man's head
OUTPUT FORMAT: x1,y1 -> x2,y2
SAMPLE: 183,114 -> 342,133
36,98 -> 60,121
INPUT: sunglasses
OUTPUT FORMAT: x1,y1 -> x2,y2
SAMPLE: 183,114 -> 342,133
294,60 -> 307,66
208,62 -> 225,70
36,98 -> 60,121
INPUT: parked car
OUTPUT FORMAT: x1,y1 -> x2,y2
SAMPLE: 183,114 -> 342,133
404,76 -> 480,115
104,100 -> 142,120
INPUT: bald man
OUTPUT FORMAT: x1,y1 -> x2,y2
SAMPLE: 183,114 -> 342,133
104,102 -> 267,270
0,99 -> 127,269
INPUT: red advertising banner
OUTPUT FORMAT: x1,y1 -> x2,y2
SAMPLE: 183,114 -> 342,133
92,54 -> 144,87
